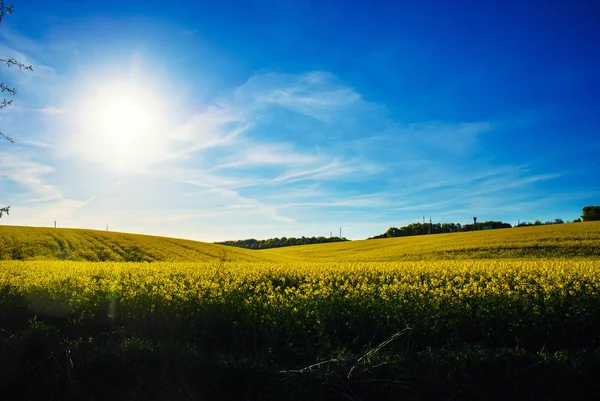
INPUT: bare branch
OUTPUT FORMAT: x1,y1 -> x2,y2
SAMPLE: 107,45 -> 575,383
1,1 -> 21,216
279,358 -> 341,375
0,99 -> 14,109
0,57 -> 33,71
347,326 -> 412,379
0,2 -> 13,24
0,1 -> 32,146
0,131 -> 14,142
1,82 -> 17,95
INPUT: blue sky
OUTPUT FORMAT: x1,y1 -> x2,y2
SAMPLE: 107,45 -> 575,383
0,0 -> 599,241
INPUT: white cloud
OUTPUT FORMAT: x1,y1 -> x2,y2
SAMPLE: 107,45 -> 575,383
3,40 -> 559,240
0,152 -> 62,201
232,71 -> 366,122
17,139 -> 56,149
37,106 -> 63,115
169,105 -> 248,150
213,143 -> 322,169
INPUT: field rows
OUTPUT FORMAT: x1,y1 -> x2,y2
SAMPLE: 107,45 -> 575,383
2,223 -> 600,399
265,222 -> 600,261
0,226 -> 264,262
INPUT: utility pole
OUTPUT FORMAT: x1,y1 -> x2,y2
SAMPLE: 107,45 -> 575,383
429,217 -> 432,234
339,227 -> 342,238
54,221 -> 56,228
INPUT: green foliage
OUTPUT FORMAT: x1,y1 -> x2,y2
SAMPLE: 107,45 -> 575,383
582,205 -> 600,222
369,220 -> 512,239
216,235 -> 349,249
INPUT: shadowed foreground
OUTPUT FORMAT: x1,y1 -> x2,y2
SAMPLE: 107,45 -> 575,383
2,258 -> 600,400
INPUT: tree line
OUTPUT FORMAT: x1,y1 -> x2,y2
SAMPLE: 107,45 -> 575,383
516,219 -> 567,227
368,220 -> 512,239
369,206 -> 600,240
215,236 -> 349,250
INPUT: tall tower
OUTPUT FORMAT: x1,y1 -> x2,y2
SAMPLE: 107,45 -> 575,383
473,216 -> 477,230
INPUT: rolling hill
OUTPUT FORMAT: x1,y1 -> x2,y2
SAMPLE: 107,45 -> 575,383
1,221 -> 599,263
0,225 -> 270,262
261,221 -> 600,261
2,221 -> 600,400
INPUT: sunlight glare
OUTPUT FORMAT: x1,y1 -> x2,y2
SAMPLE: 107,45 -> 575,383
74,80 -> 168,173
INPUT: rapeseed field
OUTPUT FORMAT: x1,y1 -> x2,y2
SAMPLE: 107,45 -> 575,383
263,221 -> 600,261
0,225 -> 267,262
1,222 -> 600,400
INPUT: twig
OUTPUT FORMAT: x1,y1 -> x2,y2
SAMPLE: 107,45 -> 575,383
347,326 -> 412,379
142,378 -> 175,397
0,327 -> 14,336
0,131 -> 14,143
181,378 -> 194,400
65,349 -> 74,387
280,358 -> 340,374
0,58 -> 33,71
16,353 -> 56,379
340,391 -> 361,401
132,380 -> 143,401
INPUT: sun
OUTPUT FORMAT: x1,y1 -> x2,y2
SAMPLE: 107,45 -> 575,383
73,80 -> 167,173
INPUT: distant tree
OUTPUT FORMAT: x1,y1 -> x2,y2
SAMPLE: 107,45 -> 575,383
554,218 -> 564,224
385,227 -> 402,237
534,220 -> 542,226
216,236 -> 349,249
368,219 -> 510,239
0,205 -> 8,217
581,206 -> 600,222
573,218 -> 582,223
441,222 -> 459,233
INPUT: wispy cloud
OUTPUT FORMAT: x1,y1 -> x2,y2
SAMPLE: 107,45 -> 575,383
168,105 -> 251,156
0,48 -> 571,239
0,152 -> 62,202
250,71 -> 364,122
37,106 -> 63,115
279,193 -> 395,210
212,142 -> 322,169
